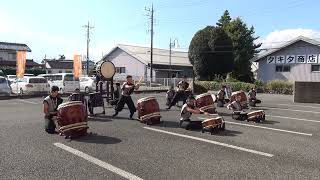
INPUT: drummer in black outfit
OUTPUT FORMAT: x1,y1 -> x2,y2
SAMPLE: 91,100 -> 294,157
166,76 -> 190,110
112,75 -> 140,119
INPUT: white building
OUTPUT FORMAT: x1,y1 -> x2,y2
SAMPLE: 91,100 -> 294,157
44,59 -> 95,74
101,44 -> 193,81
251,36 -> 320,82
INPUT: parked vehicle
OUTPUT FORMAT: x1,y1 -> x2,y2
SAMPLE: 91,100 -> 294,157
79,77 -> 96,93
7,74 -> 35,84
10,77 -> 50,95
38,73 -> 80,94
0,76 -> 11,96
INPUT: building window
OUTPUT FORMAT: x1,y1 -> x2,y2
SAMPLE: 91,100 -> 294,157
48,70 -> 52,74
59,70 -> 62,73
275,65 -> 290,72
116,67 -> 126,74
8,53 -> 16,60
311,65 -> 320,72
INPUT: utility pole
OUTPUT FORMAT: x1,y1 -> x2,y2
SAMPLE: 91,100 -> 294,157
169,38 -> 172,79
145,4 -> 154,82
83,21 -> 94,75
169,38 -> 179,79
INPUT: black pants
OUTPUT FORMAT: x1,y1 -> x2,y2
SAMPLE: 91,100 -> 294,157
45,118 -> 56,134
180,119 -> 202,130
115,95 -> 136,114
169,91 -> 186,107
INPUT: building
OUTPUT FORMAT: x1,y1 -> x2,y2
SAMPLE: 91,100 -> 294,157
44,58 -> 95,74
0,42 -> 40,69
251,36 -> 320,82
101,44 -> 193,80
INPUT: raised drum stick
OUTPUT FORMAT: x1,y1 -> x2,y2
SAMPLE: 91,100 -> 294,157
137,76 -> 143,85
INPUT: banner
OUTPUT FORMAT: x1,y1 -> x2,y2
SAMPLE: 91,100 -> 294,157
16,51 -> 27,78
73,54 -> 82,79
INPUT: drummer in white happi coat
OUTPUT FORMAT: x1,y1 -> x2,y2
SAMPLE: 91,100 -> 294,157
180,96 -> 209,129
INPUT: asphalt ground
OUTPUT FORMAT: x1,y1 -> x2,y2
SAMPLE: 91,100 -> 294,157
1,93 -> 320,180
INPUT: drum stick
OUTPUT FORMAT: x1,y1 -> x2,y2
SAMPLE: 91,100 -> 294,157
137,76 -> 143,85
208,113 -> 219,116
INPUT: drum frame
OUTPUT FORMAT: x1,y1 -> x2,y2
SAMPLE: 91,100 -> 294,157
201,117 -> 225,135
247,110 -> 265,123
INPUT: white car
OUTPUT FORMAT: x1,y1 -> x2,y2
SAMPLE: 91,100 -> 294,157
80,77 -> 97,93
7,74 -> 35,84
10,77 -> 50,95
0,76 -> 11,96
38,73 -> 80,94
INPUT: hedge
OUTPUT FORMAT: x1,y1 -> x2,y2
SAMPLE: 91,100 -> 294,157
0,67 -> 45,76
194,80 -> 293,94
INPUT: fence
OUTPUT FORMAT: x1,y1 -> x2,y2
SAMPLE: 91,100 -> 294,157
113,75 -> 194,91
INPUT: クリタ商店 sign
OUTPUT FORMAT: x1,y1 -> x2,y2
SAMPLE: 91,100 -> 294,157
267,54 -> 319,64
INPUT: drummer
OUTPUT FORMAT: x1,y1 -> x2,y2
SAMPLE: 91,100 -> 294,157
180,96 -> 209,129
227,95 -> 247,120
43,86 -> 63,134
166,76 -> 189,110
112,75 -> 140,119
166,86 -> 175,106
248,87 -> 261,107
217,85 -> 226,107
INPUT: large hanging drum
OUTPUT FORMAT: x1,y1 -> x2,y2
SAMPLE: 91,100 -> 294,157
96,61 -> 116,79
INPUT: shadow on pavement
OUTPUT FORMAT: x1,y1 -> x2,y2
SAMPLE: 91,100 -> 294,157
152,120 -> 242,137
87,116 -> 113,122
73,133 -> 122,144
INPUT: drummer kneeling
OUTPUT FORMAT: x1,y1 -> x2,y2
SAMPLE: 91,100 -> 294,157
227,95 -> 248,121
180,96 -> 209,130
43,86 -> 63,134
248,87 -> 261,107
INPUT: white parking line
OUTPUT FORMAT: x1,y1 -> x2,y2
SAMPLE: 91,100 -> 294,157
18,99 -> 38,104
252,107 -> 320,114
143,127 -> 274,158
54,143 -> 143,180
266,115 -> 320,123
197,117 -> 312,136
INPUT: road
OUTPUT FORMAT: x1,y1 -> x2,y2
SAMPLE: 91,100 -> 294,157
1,93 -> 320,180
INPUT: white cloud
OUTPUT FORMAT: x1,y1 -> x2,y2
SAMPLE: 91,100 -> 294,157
257,28 -> 320,49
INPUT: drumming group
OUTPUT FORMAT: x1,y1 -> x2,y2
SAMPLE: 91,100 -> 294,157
41,60 -> 265,138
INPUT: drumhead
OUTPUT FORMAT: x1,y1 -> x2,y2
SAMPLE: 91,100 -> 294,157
231,91 -> 244,96
247,110 -> 260,115
137,96 -> 156,103
97,61 -> 116,79
57,101 -> 83,110
195,93 -> 212,99
202,117 -> 222,122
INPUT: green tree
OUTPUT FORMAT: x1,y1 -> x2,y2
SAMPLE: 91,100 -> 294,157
224,17 -> 261,82
216,10 -> 231,27
189,26 -> 234,80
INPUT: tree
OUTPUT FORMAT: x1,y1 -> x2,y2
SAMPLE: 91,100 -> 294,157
216,10 -> 231,28
224,17 -> 261,82
189,26 -> 234,80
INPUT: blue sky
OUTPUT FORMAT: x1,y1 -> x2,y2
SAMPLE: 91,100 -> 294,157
0,0 -> 319,62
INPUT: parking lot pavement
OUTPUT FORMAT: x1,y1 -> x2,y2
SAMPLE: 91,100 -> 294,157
1,93 -> 320,180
